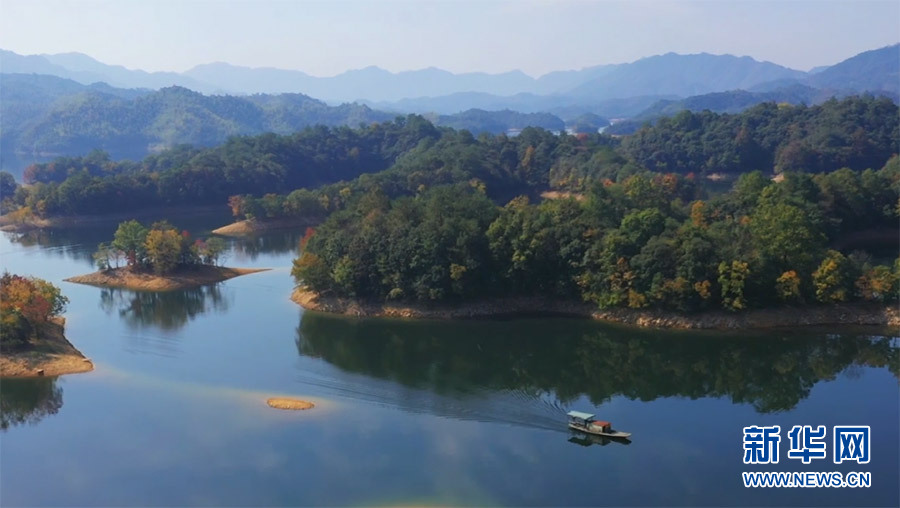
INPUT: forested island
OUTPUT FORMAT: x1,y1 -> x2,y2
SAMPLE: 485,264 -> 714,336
0,274 -> 92,377
1,95 -> 898,326
65,219 -> 267,291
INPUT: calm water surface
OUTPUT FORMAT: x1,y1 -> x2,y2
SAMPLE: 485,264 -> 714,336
1,212 -> 898,506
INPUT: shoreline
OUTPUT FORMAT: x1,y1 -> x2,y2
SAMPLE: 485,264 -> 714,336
291,287 -> 900,330
65,266 -> 269,291
211,217 -> 317,237
0,204 -> 228,233
0,318 -> 94,378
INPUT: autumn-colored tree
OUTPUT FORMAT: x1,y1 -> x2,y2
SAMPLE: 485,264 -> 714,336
228,195 -> 246,218
690,200 -> 707,228
299,227 -> 315,251
854,266 -> 896,302
144,229 -> 182,274
813,250 -> 851,303
775,271 -> 803,303
0,273 -> 68,347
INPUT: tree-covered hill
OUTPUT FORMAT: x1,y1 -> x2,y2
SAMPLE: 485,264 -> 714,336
1,74 -> 576,162
293,162 -> 899,313
621,96 -> 898,175
0,76 -> 393,158
431,109 -> 564,134
2,96 -> 896,221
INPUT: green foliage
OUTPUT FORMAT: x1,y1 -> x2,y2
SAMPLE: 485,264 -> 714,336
0,171 -> 18,200
99,220 -> 226,274
112,220 -> 148,267
622,96 -> 899,176
8,97 -> 897,225
750,198 -> 825,275
296,155 -> 897,312
199,237 -> 226,266
718,260 -> 750,311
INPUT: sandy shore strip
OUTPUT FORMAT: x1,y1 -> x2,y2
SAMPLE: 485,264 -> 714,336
211,217 -> 316,237
292,287 -> 900,330
65,266 -> 269,291
1,318 -> 94,378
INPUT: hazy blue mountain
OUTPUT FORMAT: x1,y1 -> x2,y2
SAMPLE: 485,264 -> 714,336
4,45 -> 898,107
566,113 -> 611,133
2,74 -> 572,162
568,52 -> 807,99
0,76 -> 392,158
607,83 -> 899,135
369,92 -> 674,120
807,44 -> 899,94
183,62 -> 318,95
635,85 -> 822,118
528,64 -> 618,94
185,62 -> 536,102
1,50 -> 223,93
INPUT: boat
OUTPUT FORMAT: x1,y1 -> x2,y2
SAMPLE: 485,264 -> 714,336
566,410 -> 632,439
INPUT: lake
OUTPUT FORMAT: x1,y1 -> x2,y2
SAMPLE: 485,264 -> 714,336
1,211 -> 897,506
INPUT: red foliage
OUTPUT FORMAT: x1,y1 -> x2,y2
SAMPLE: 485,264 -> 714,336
300,227 -> 316,251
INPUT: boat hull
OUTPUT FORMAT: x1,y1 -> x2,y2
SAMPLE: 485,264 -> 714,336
568,423 -> 632,439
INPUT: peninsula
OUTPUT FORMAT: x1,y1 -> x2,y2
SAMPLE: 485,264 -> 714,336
1,274 -> 92,377
0,317 -> 93,377
212,217 -> 312,237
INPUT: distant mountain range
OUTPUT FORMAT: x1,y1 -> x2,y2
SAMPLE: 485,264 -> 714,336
3,45 -> 897,107
0,74 -> 569,174
1,44 -> 898,177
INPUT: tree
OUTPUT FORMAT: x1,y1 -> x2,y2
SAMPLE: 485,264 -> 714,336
1,273 -> 68,347
292,252 -> 332,291
854,266 -> 896,302
750,200 -> 825,274
144,229 -> 182,274
775,271 -> 803,303
112,220 -> 148,267
718,260 -> 750,311
201,237 -> 226,266
813,250 -> 851,303
93,242 -> 114,270
0,171 -> 17,199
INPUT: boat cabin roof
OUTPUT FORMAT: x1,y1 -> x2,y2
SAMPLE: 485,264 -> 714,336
567,410 -> 595,420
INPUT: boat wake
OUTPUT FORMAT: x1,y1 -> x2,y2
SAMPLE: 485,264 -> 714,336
292,365 -> 572,432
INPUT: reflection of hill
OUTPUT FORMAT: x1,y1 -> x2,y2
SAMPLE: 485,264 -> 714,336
4,229 -> 99,264
296,314 -> 898,413
99,285 -> 230,331
229,230 -> 303,261
0,378 -> 63,430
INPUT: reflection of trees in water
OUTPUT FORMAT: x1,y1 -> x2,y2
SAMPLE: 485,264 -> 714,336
99,285 -> 231,331
296,314 -> 898,413
229,231 -> 303,262
0,378 -> 63,430
4,229 -> 99,264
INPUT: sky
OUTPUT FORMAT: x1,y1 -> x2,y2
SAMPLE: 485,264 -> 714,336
1,0 -> 898,77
